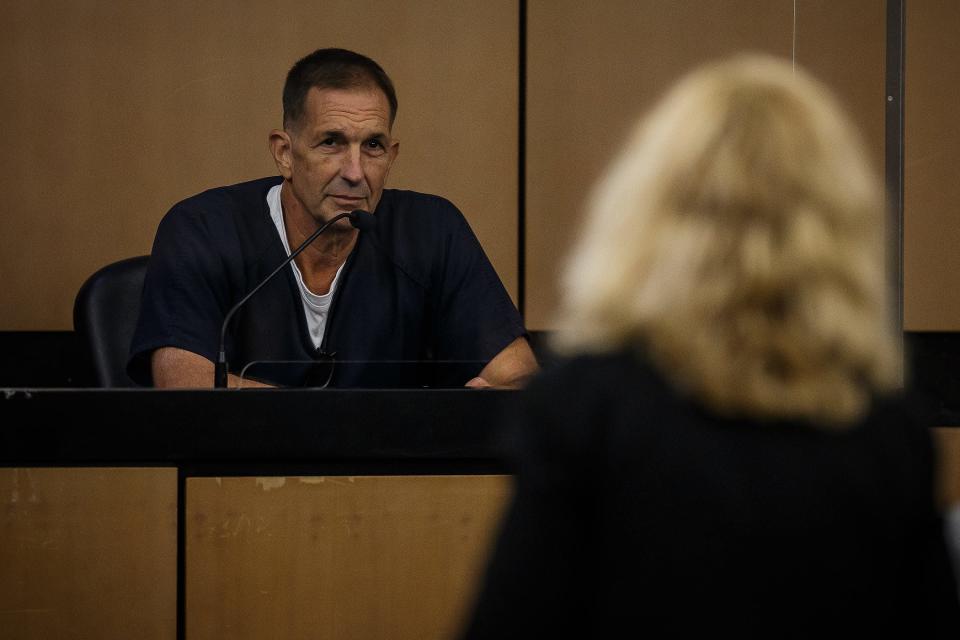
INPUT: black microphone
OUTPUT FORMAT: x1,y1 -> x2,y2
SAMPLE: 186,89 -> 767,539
349,209 -> 376,232
214,209 -> 374,388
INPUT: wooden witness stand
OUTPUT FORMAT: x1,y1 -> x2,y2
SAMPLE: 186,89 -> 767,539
4,388 -> 959,640
0,389 -> 517,640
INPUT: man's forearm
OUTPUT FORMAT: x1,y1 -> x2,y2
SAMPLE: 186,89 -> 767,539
470,337 -> 539,389
151,347 -> 273,389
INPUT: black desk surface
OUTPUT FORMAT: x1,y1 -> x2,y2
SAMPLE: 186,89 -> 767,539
0,389 -> 521,472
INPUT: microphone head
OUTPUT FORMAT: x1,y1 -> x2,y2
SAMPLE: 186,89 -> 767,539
349,210 -> 376,232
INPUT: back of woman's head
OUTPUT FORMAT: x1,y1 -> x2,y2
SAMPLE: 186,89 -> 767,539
554,54 -> 898,427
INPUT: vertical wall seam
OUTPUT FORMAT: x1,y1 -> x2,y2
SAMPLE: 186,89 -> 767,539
518,0 -> 527,319
885,0 -> 905,337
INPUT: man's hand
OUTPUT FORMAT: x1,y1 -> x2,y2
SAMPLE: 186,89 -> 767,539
466,337 -> 538,389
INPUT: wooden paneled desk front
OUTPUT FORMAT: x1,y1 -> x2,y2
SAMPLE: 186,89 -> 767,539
1,389 -> 517,640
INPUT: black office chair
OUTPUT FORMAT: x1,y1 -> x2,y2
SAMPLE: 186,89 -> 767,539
73,256 -> 149,387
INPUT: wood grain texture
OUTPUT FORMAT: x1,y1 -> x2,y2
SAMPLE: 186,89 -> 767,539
0,467 -> 177,640
186,474 -> 511,640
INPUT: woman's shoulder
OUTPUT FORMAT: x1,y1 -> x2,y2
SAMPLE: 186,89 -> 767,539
529,348 -> 658,392
519,348 -> 671,440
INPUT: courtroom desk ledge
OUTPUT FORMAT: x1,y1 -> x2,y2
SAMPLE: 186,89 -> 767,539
0,388 -> 524,471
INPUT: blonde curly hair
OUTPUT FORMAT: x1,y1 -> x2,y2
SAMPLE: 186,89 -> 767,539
553,55 -> 899,426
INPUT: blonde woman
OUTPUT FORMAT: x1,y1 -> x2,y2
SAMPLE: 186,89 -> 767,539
464,56 -> 960,636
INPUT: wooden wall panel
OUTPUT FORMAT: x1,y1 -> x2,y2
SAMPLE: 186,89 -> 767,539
792,1 -> 886,166
904,1 -> 960,330
186,475 -> 511,640
0,468 -> 177,640
0,1 -> 518,330
525,0 -> 886,330
934,427 -> 960,508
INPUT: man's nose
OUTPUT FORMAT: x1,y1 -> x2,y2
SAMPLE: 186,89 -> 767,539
340,147 -> 364,184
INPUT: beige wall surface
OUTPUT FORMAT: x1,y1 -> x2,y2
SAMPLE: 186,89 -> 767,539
5,0 -> 951,336
524,0 -> 885,329
0,1 -> 518,330
0,467 -> 177,640
186,475 -> 510,640
904,0 -> 960,330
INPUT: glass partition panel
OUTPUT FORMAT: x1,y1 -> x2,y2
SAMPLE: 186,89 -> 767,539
238,359 -> 489,389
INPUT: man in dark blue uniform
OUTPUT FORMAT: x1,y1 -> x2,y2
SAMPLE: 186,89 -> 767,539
129,48 -> 536,389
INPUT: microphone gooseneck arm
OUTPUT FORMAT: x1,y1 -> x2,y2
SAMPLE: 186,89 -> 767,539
214,210 -> 370,388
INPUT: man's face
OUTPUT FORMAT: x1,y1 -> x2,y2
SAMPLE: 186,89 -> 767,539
278,85 -> 398,225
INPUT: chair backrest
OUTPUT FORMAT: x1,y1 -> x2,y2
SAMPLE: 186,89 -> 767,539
73,256 -> 149,387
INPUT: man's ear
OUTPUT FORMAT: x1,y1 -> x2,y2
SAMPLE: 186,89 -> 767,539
269,129 -> 293,179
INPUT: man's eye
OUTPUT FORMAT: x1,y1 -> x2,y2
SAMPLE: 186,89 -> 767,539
319,137 -> 336,146
366,139 -> 384,150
